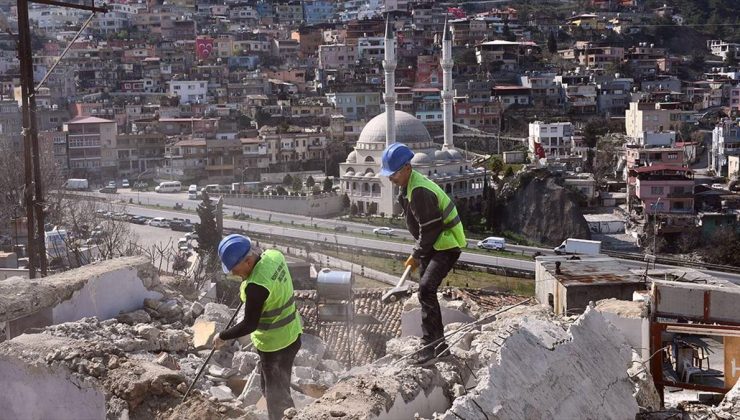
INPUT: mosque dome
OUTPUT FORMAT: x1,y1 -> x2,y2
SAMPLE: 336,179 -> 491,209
358,110 -> 432,145
434,150 -> 451,161
346,150 -> 358,163
411,152 -> 432,165
447,149 -> 463,161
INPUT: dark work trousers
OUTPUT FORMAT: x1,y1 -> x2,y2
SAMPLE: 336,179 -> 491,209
418,250 -> 461,345
257,335 -> 301,420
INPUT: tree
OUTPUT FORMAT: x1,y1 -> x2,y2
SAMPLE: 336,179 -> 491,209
350,202 -> 358,216
341,193 -> 350,209
292,176 -> 303,192
195,191 -> 221,261
323,177 -> 333,192
276,186 -> 288,195
282,174 -> 293,187
368,202 -> 378,215
483,188 -> 497,231
702,226 -> 740,266
305,176 -> 315,189
547,31 -> 558,54
489,155 -> 504,175
504,166 -> 515,178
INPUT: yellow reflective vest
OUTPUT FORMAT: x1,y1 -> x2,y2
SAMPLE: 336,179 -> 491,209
239,249 -> 302,352
406,170 -> 467,251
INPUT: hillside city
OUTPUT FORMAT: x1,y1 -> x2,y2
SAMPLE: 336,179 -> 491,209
0,1 -> 740,419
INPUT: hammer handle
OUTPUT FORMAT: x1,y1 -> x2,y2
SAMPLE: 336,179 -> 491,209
395,265 -> 413,288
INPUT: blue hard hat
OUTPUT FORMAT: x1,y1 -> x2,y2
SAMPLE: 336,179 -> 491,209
218,234 -> 251,273
380,143 -> 414,176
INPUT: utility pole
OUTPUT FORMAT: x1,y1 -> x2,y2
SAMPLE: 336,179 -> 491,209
15,0 -> 106,277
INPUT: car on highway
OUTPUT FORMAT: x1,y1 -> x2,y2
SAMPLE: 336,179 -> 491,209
121,179 -> 130,188
711,183 -> 725,190
477,236 -> 506,251
334,225 -> 348,232
373,227 -> 394,236
148,217 -> 170,228
99,186 -> 117,194
170,219 -> 194,232
133,181 -> 149,191
130,215 -> 149,225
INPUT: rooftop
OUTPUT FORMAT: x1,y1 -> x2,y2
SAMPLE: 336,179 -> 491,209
538,255 -> 646,287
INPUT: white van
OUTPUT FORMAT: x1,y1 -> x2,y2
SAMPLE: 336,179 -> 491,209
155,181 -> 182,193
187,184 -> 199,200
477,236 -> 506,251
148,217 -> 170,228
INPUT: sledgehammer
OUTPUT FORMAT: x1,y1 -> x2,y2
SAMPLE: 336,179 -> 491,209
381,265 -> 413,304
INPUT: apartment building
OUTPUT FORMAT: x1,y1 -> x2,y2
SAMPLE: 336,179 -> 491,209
528,121 -> 575,158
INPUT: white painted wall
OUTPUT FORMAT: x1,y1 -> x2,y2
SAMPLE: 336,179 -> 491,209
52,266 -> 162,324
0,357 -> 106,419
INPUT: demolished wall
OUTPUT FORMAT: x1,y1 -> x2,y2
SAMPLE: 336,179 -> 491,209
0,256 -> 163,339
440,306 -> 659,420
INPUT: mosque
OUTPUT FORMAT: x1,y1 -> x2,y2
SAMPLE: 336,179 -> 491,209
339,17 -> 486,216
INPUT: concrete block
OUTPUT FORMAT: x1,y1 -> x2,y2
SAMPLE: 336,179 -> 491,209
209,385 -> 235,402
232,351 -> 259,375
208,365 -> 237,378
192,320 -> 217,349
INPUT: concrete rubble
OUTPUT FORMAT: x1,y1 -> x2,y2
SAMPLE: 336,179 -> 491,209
1,258 -> 738,419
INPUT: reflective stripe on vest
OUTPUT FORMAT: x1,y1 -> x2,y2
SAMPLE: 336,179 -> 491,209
239,249 -> 303,352
406,170 -> 467,251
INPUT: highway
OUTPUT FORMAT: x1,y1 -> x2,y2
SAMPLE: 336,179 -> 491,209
75,190 -> 740,285
81,189 -> 546,254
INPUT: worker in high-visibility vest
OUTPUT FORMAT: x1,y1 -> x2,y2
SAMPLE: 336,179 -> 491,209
380,143 -> 466,364
213,234 -> 302,420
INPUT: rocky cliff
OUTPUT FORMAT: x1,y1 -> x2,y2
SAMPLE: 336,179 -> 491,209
494,170 -> 590,246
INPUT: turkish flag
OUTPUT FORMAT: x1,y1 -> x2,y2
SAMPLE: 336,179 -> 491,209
534,142 -> 546,159
196,37 -> 214,60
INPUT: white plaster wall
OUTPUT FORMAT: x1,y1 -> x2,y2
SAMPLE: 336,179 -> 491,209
0,357 -> 106,420
598,310 -> 650,361
52,266 -> 162,324
376,385 -> 448,420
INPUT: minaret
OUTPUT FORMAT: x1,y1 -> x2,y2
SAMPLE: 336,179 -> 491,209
441,17 -> 454,150
383,14 -> 397,147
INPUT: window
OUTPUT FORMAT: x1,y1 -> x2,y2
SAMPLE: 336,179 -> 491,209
650,186 -> 664,195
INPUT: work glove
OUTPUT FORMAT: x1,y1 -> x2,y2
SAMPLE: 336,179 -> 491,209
404,255 -> 419,272
212,335 -> 227,350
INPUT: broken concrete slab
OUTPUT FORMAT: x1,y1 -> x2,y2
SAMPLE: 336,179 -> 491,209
401,292 -> 476,337
210,385 -> 235,402
232,351 -> 259,375
439,307 -> 656,420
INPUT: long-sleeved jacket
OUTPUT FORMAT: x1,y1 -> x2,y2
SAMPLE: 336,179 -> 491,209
399,185 -> 454,260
